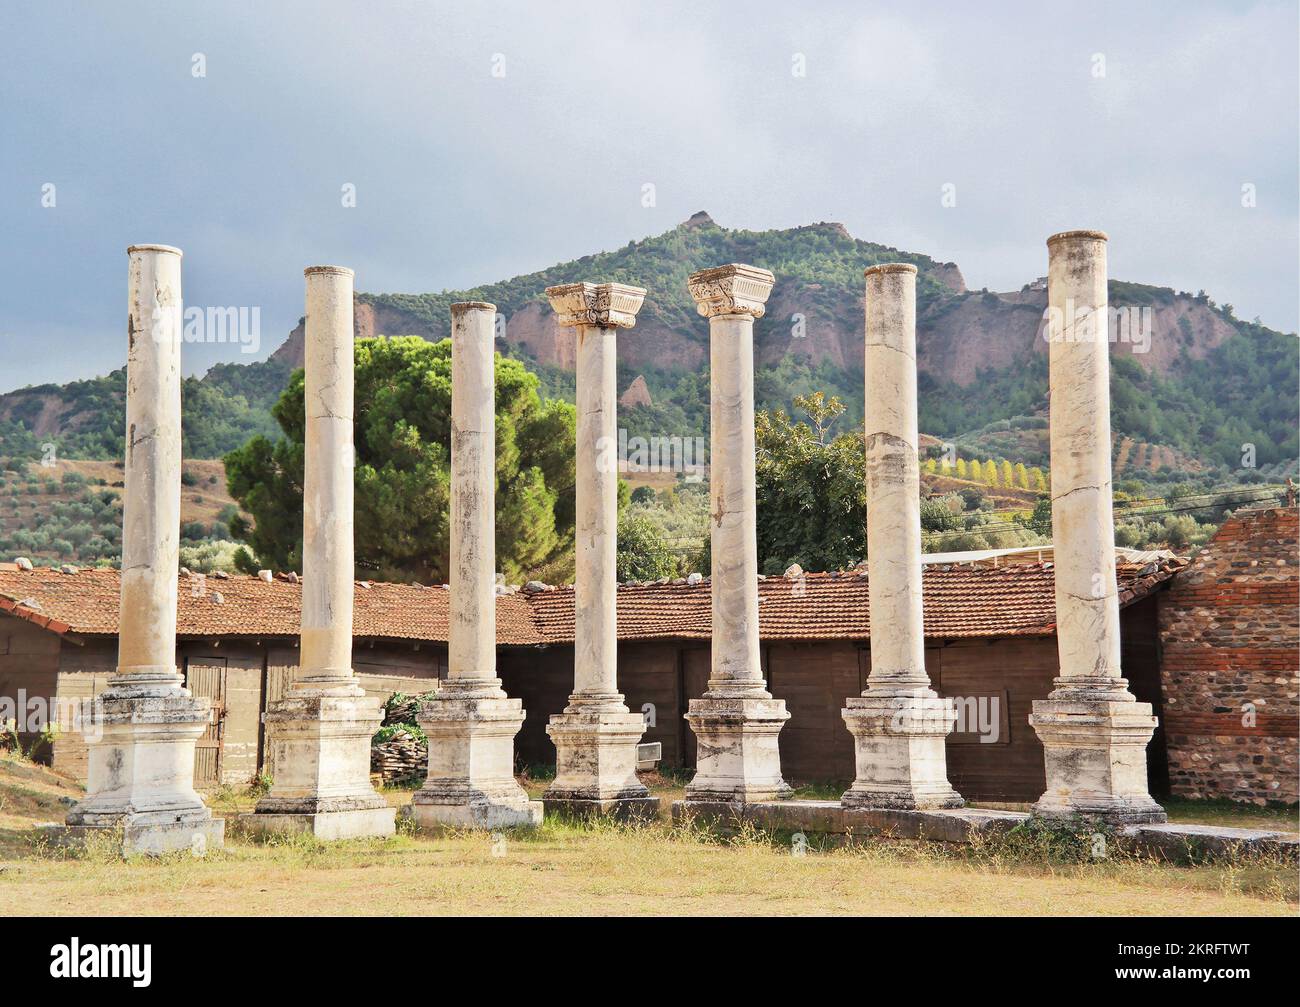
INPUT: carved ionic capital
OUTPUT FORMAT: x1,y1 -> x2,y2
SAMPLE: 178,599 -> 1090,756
545,282 -> 646,329
686,263 -> 775,319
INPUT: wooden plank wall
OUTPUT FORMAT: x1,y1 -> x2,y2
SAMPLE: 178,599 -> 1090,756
0,614 -> 64,755
50,637 -> 119,780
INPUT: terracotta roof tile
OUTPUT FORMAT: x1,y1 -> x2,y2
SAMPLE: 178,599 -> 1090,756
0,559 -> 1183,645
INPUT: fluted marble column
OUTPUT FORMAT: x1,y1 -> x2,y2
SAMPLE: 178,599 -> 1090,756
59,245 -> 223,854
541,283 -> 657,818
246,265 -> 394,840
683,264 -> 791,804
409,301 -> 541,829
1029,230 -> 1166,824
841,264 -> 962,810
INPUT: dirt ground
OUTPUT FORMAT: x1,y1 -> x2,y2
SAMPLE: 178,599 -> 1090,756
1,756 -> 1295,917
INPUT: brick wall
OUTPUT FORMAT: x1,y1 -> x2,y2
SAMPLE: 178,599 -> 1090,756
1158,507 -> 1299,805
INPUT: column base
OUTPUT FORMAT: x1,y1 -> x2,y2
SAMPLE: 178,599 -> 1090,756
1029,695 -> 1167,826
238,807 -> 396,841
40,818 -> 225,857
683,695 -> 792,804
407,681 -> 541,830
544,706 -> 651,803
840,693 -> 964,810
246,690 -> 394,840
63,687 -> 224,853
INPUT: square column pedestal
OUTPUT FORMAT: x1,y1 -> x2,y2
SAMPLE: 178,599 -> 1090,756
684,696 -> 792,804
51,690 -> 225,855
544,704 -> 660,820
407,682 -> 543,829
1029,689 -> 1167,824
241,691 -> 396,840
841,693 -> 964,810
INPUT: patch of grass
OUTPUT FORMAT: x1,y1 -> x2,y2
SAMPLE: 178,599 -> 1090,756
791,780 -> 846,801
2,756 -> 1295,916
1161,797 -> 1299,832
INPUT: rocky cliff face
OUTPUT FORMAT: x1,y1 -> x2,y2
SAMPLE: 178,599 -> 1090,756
4,214 -> 1291,472
268,245 -> 1239,391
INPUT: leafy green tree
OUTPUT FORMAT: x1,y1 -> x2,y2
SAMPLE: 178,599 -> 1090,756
616,513 -> 677,581
630,485 -> 657,505
225,336 -> 576,583
920,498 -> 960,532
1020,494 -> 1053,537
754,393 -> 866,573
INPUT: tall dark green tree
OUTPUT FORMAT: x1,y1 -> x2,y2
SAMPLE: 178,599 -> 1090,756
225,336 -> 576,583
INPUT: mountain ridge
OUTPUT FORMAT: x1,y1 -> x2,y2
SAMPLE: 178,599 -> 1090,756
1,213 -> 1296,477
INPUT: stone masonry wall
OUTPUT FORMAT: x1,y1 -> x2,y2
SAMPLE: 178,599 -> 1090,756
1158,507 -> 1299,805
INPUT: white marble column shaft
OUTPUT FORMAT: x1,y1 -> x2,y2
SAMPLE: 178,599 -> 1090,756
707,311 -> 765,694
246,265 -> 394,840
448,301 -> 498,683
682,264 -> 791,805
1029,230 -> 1165,825
841,264 -> 962,811
540,283 -> 656,817
410,301 -> 541,829
299,266 -> 359,691
60,245 -> 223,854
573,319 -> 620,702
862,265 -> 928,694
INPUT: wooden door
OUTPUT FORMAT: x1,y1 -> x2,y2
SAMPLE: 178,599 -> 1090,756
185,659 -> 227,790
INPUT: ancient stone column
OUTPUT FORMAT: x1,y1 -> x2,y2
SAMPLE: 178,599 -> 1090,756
245,265 -> 395,840
841,264 -> 962,810
1029,230 -> 1166,824
683,264 -> 791,804
59,245 -> 223,854
409,301 -> 542,829
541,283 -> 657,819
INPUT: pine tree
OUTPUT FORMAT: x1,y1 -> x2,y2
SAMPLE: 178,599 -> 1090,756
226,336 -> 577,583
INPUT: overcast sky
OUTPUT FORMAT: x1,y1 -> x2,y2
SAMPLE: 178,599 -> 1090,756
1,0 -> 1296,387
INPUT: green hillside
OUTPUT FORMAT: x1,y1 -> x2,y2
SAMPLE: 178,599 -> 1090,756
0,214 -> 1295,495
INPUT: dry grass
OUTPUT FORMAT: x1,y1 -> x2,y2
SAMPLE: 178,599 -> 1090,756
1,757 -> 1295,917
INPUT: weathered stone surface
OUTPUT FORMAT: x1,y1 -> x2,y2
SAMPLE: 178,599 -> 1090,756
672,801 -> 1296,865
249,266 -> 394,840
1029,231 -> 1164,826
1157,507 -> 1299,805
683,266 -> 791,805
61,245 -> 223,854
1121,822 -> 1300,863
541,283 -> 653,814
672,799 -> 1026,843
407,302 -> 538,829
544,282 -> 646,329
241,808 -> 395,841
842,265 -> 961,810
684,696 -> 792,803
42,819 -> 225,857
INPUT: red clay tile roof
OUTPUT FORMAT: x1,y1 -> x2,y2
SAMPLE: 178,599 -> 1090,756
0,559 -> 1183,645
